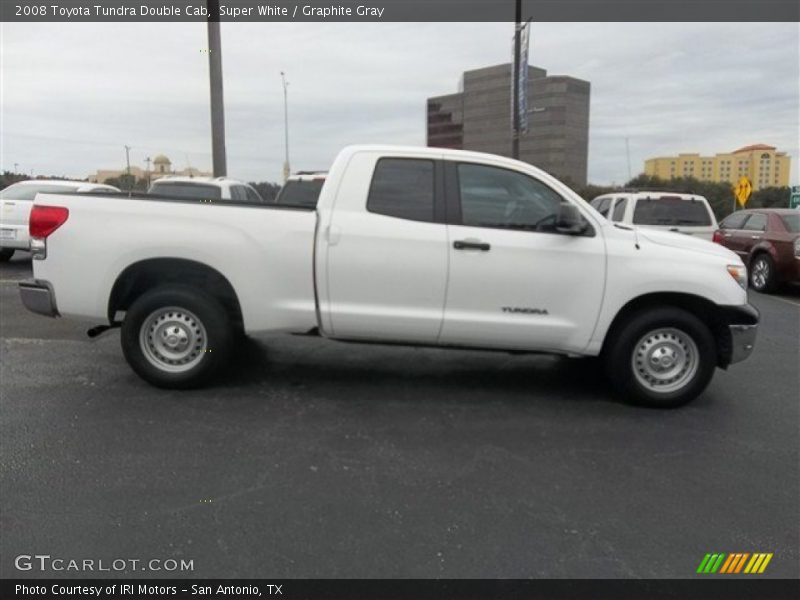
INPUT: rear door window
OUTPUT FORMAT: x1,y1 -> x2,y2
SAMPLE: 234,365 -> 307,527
632,197 -> 712,226
742,213 -> 767,231
719,212 -> 749,230
367,158 -> 435,222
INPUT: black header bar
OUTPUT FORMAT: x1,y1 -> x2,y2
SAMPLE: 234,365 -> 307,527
2,0 -> 800,22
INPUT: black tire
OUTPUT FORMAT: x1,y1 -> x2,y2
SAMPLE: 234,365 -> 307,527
121,285 -> 234,389
749,253 -> 777,293
0,248 -> 14,262
604,307 -> 717,408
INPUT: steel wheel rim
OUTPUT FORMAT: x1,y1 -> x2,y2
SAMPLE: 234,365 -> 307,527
751,259 -> 768,289
139,306 -> 207,373
632,328 -> 699,394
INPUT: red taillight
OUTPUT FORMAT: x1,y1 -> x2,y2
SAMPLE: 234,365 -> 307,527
30,205 -> 69,239
712,230 -> 723,244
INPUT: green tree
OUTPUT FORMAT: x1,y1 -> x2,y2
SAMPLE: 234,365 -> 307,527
749,186 -> 792,209
103,174 -> 148,192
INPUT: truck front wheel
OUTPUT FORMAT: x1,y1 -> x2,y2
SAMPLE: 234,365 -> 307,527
121,286 -> 234,389
604,307 -> 716,408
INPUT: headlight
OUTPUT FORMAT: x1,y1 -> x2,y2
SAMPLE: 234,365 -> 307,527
794,238 -> 799,258
727,264 -> 747,290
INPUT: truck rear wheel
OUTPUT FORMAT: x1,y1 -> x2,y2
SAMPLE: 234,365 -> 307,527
121,286 -> 233,389
604,307 -> 716,408
0,248 -> 14,262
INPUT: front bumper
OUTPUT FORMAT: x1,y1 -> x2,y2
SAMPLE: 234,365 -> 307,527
729,324 -> 758,364
19,279 -> 59,317
719,303 -> 759,366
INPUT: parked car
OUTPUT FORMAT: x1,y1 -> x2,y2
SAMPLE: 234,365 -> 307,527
148,176 -> 264,203
274,172 -> 327,208
0,179 -> 119,261
591,192 -> 718,240
19,145 -> 758,408
712,208 -> 800,293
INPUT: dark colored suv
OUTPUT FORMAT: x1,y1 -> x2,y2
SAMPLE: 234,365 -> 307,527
713,209 -> 800,293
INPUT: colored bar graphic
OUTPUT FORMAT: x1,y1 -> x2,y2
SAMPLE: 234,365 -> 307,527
744,554 -> 760,573
734,553 -> 749,573
698,552 -> 773,574
696,554 -> 712,573
710,554 -> 725,573
758,553 -> 773,573
719,554 -> 736,573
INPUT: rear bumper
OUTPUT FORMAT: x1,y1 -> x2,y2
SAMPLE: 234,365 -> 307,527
19,279 -> 59,317
718,304 -> 759,366
0,225 -> 31,250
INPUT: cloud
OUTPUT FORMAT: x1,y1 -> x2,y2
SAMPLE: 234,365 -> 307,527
1,21 -> 797,185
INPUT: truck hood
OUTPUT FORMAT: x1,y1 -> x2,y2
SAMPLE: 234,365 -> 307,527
636,227 -> 740,262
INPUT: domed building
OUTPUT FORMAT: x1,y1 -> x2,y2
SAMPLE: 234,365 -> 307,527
88,153 -> 211,184
152,154 -> 172,175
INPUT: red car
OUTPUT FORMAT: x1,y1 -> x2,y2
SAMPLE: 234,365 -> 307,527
713,208 -> 800,293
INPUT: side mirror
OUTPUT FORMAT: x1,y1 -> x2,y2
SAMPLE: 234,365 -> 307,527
555,203 -> 588,235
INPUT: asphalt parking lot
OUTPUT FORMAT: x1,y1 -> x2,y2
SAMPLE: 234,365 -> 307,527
1,252 -> 798,579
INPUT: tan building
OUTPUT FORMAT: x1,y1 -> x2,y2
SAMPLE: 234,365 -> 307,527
89,154 -> 211,184
644,144 -> 791,191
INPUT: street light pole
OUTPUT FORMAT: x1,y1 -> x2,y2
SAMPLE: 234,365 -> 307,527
511,0 -> 522,159
281,71 -> 290,182
207,0 -> 227,177
124,145 -> 132,190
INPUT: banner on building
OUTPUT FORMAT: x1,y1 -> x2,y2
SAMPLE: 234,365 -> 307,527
511,22 -> 531,134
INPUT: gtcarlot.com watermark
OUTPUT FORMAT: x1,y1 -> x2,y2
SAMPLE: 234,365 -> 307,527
14,554 -> 194,572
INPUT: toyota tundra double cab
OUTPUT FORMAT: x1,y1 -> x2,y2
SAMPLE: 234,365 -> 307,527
19,146 -> 758,407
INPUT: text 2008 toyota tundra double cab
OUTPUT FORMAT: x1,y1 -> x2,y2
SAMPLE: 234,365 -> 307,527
20,146 -> 759,407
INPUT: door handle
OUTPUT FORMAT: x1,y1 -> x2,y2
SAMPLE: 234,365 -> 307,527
750,235 -> 762,240
453,240 -> 490,251
723,233 -> 732,238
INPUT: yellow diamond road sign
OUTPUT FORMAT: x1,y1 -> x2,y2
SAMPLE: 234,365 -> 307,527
735,176 -> 752,207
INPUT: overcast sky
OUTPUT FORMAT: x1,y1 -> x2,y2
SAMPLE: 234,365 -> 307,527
1,22 -> 798,185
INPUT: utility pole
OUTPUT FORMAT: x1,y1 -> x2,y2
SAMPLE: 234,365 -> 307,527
511,0 -> 522,159
281,71 -> 290,182
145,156 -> 152,186
207,0 -> 227,177
124,145 -> 132,190
13,163 -> 19,173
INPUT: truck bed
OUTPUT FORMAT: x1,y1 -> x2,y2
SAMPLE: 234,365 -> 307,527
31,192 -> 319,333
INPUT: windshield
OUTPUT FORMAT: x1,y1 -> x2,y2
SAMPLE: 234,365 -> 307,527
149,182 -> 222,200
275,179 -> 324,208
780,214 -> 800,233
0,183 -> 80,200
632,197 -> 712,226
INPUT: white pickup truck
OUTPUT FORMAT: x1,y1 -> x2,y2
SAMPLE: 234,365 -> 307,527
19,146 -> 759,407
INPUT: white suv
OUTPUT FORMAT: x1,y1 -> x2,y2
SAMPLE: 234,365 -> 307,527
591,191 -> 719,240
148,177 -> 264,204
0,179 -> 120,261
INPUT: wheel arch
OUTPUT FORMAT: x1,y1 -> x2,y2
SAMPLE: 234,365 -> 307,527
108,258 -> 243,329
600,292 -> 732,368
